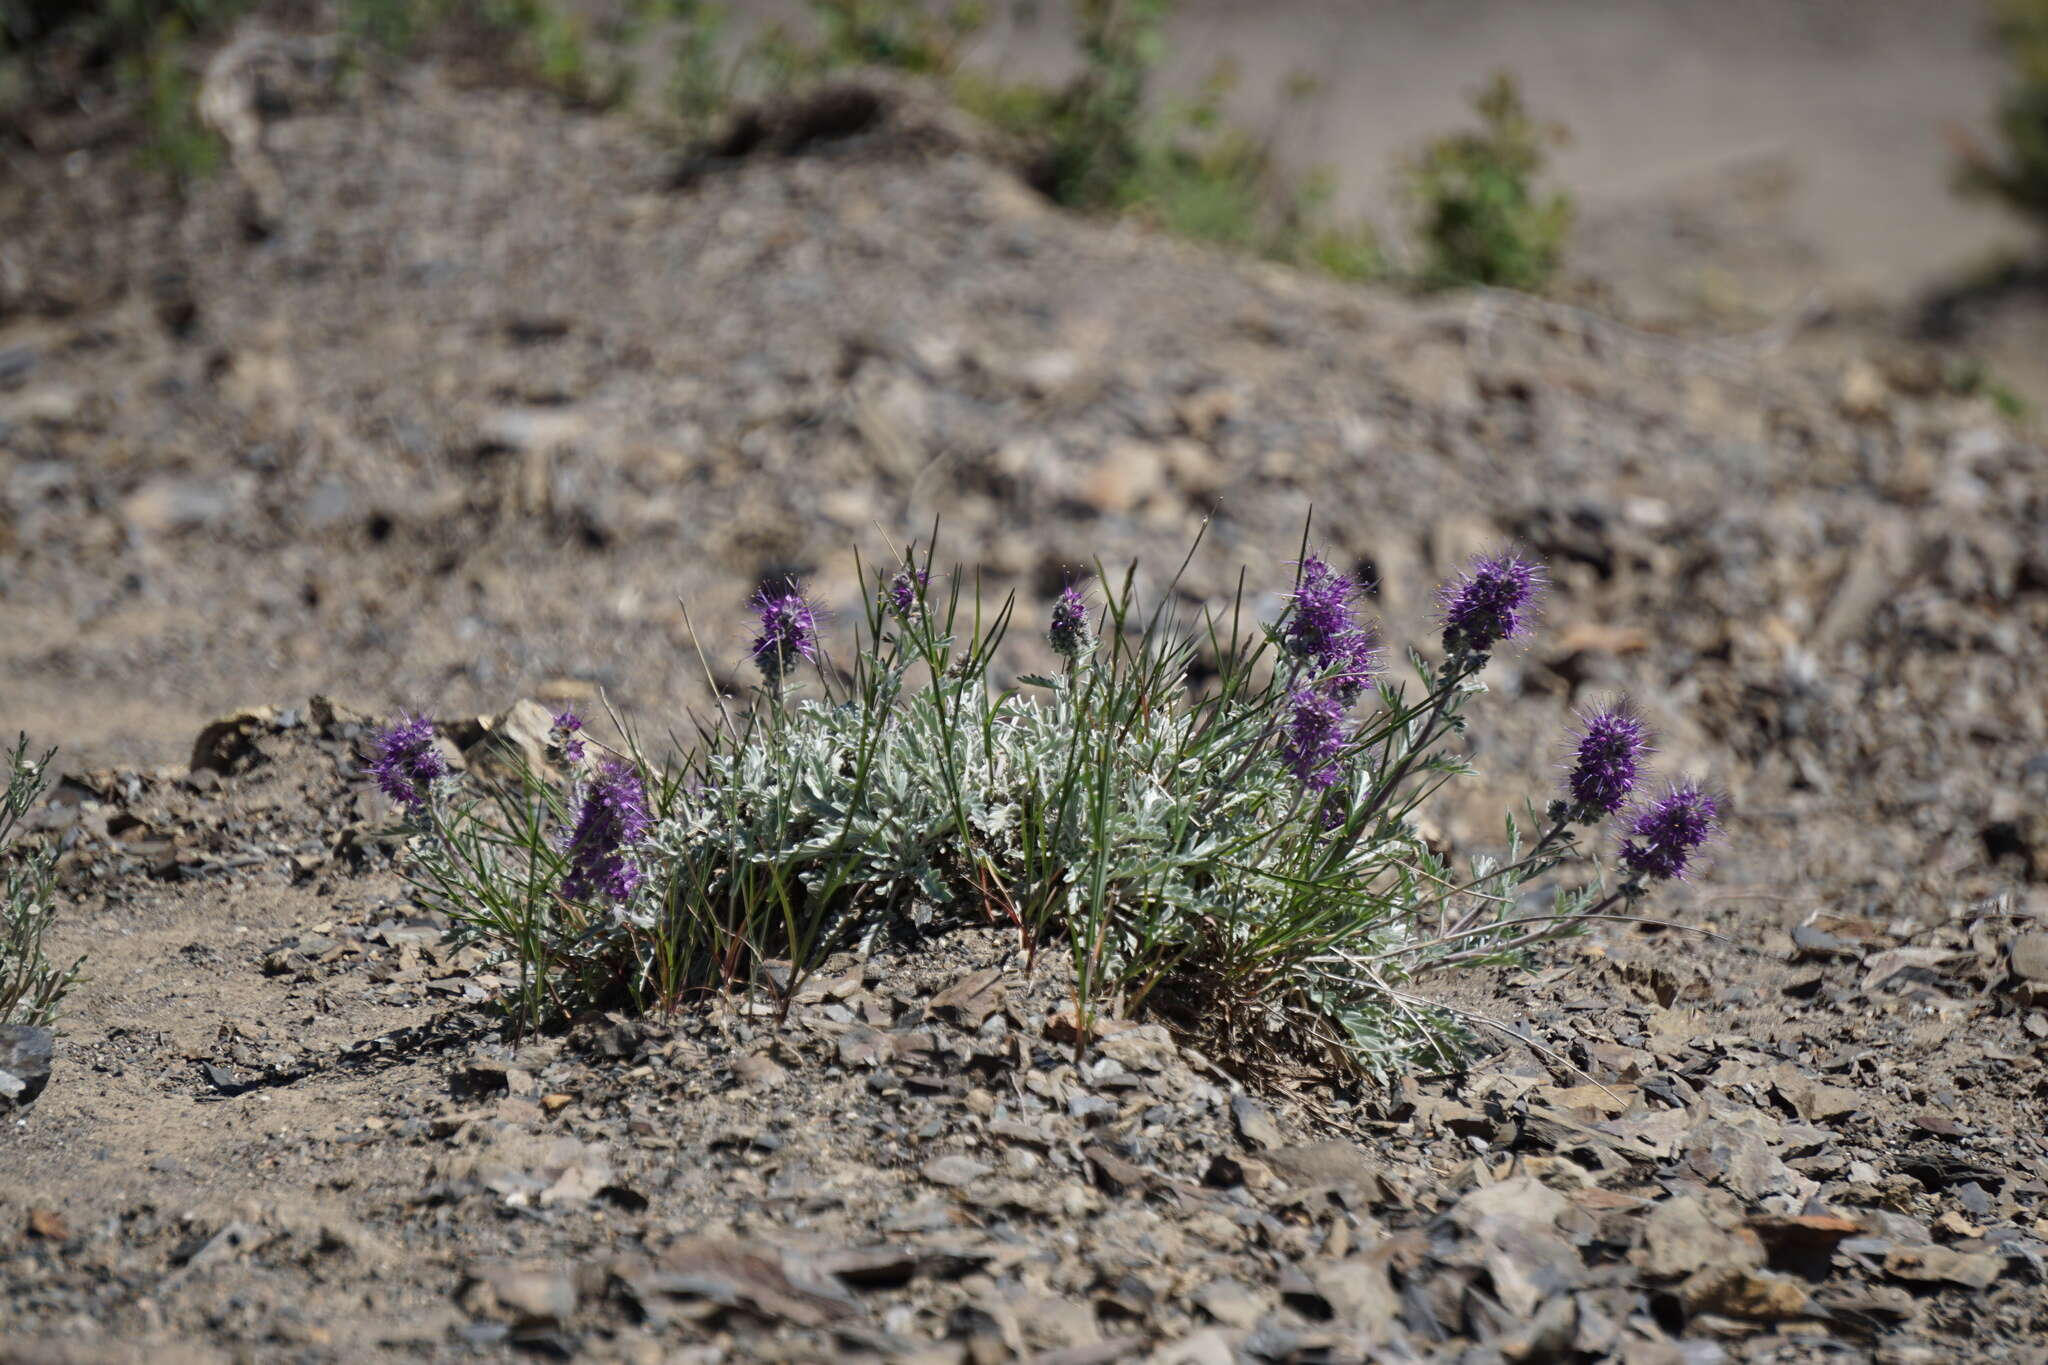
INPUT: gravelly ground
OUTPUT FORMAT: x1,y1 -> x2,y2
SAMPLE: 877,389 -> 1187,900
1,22 -> 2046,1363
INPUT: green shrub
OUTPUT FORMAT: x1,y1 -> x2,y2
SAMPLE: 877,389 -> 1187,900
2,736 -> 79,1030
806,0 -> 985,75
341,0 -> 444,55
959,2 -> 1383,279
1405,72 -> 1572,291
1960,0 -> 2048,230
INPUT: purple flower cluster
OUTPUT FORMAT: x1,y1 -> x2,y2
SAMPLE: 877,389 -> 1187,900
1440,551 -> 1546,657
1565,702 -> 1650,817
552,709 -> 586,764
1552,700 -> 1717,881
1281,684 -> 1349,792
562,760 -> 652,903
368,715 -> 447,816
751,582 -> 819,685
884,567 -> 928,619
1619,780 -> 1719,881
1284,554 -> 1381,702
1048,582 -> 1092,659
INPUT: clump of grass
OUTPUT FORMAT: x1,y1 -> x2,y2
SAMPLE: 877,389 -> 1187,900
380,527 -> 1717,1077
1405,72 -> 1573,292
2,735 -> 80,1030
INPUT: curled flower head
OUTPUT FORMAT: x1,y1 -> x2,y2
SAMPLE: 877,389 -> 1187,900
1619,780 -> 1719,882
562,760 -> 652,903
1439,550 -> 1546,657
551,709 -> 586,764
884,566 -> 927,620
368,715 -> 447,816
1281,683 -> 1349,792
1049,581 -> 1092,659
750,581 -> 819,685
1565,701 -> 1650,818
1284,553 -> 1381,700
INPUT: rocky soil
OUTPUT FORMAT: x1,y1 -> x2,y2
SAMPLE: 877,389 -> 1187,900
2,27 -> 2046,1364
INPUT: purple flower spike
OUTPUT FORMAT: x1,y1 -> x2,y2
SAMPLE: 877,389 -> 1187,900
1285,554 -> 1381,700
1284,554 -> 1357,661
1565,701 -> 1650,817
1439,550 -> 1546,656
552,709 -> 586,764
1049,582 -> 1092,659
562,760 -> 652,903
750,582 -> 819,685
368,715 -> 447,816
1281,684 -> 1349,792
1619,780 -> 1719,882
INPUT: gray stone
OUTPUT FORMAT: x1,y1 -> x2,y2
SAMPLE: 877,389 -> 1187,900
0,1025 -> 54,1111
921,1154 -> 992,1187
466,1262 -> 579,1325
1230,1094 -> 1284,1151
2009,932 -> 2048,984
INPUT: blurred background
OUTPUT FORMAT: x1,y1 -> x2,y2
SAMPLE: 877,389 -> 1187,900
2,0 -> 2044,910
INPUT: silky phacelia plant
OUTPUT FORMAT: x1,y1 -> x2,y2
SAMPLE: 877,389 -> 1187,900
562,760 -> 652,902
750,582 -> 819,686
1048,582 -> 1092,659
1564,701 -> 1649,819
1440,550 -> 1546,656
390,525 -> 1725,1075
369,716 -> 447,815
1620,780 -> 1719,881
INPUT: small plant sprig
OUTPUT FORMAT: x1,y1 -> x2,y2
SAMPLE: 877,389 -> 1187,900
2,735 -> 82,1030
1957,0 -> 2048,232
1406,72 -> 1573,292
377,527 -> 1718,1075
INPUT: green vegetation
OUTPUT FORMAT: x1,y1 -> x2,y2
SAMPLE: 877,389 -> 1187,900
671,0 -> 1385,282
2,736 -> 79,1030
669,7 -> 1570,288
1947,353 -> 2033,422
2,0 -> 651,179
1960,0 -> 2048,230
6,2 -> 1573,292
1404,72 -> 1572,291
131,16 -> 222,180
